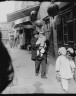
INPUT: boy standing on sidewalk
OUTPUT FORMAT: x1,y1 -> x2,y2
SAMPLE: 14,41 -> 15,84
55,47 -> 75,93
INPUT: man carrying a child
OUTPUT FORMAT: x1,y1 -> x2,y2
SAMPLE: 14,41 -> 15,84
31,20 -> 47,79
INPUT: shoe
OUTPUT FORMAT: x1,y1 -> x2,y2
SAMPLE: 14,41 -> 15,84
41,75 -> 47,79
62,87 -> 68,93
63,89 -> 68,93
35,73 -> 39,76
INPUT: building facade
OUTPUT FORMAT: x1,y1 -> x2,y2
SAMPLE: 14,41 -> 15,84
13,1 -> 40,49
0,22 -> 15,44
57,2 -> 76,50
7,2 -> 76,57
37,2 -> 76,57
37,2 -> 59,57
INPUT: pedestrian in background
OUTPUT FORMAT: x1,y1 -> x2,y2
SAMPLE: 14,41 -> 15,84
55,47 -> 75,93
8,32 -> 14,48
14,30 -> 19,47
67,47 -> 76,81
0,31 -> 14,94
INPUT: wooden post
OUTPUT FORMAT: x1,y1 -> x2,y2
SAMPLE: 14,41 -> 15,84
23,29 -> 25,46
50,17 -> 58,58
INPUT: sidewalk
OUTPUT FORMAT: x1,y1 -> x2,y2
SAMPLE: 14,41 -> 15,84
2,45 -> 76,94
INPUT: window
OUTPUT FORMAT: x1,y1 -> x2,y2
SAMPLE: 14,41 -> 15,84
57,24 -> 63,44
45,21 -> 50,32
64,25 -> 68,34
67,21 -> 73,41
74,6 -> 76,19
66,10 -> 73,22
72,20 -> 76,48
64,35 -> 68,43
62,15 -> 66,25
62,10 -> 73,25
61,9 -> 74,45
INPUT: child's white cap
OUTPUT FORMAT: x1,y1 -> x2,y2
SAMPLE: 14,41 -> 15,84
58,47 -> 66,55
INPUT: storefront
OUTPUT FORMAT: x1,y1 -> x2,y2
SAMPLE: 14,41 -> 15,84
42,16 -> 54,56
7,4 -> 40,49
14,19 -> 34,49
37,2 -> 76,57
57,2 -> 76,49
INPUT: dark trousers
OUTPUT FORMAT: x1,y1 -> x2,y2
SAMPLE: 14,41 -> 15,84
35,59 -> 46,76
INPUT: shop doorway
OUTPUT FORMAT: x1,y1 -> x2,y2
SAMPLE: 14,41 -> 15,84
24,28 -> 33,50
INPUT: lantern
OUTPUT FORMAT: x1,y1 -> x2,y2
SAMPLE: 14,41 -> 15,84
30,10 -> 37,22
31,10 -> 36,16
47,3 -> 59,18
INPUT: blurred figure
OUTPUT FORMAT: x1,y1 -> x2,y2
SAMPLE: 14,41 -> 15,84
8,32 -> 15,48
67,47 -> 76,81
19,33 -> 23,48
14,30 -> 20,47
0,31 -> 14,94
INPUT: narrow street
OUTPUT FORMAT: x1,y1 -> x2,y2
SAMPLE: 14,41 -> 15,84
0,1 -> 76,94
2,44 -> 76,94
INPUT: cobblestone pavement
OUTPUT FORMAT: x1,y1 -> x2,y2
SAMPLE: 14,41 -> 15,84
2,44 -> 76,94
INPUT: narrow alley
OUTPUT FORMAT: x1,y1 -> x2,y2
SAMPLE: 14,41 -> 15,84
0,1 -> 76,94
2,45 -> 76,94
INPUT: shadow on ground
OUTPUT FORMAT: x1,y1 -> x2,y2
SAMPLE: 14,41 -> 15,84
33,81 -> 44,93
46,56 -> 56,75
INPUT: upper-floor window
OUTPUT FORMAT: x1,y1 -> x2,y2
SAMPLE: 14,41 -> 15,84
66,10 -> 73,21
64,25 -> 68,34
62,10 -> 73,25
74,5 -> 76,19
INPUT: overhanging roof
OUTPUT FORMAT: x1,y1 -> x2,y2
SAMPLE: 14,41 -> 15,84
14,21 -> 33,29
58,2 -> 70,9
7,4 -> 40,22
43,16 -> 50,21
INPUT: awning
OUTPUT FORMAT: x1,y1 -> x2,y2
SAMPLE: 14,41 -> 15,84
14,24 -> 20,28
43,16 -> 50,22
22,21 -> 33,29
14,16 -> 30,28
23,25 -> 33,29
59,2 -> 70,9
14,21 -> 33,29
7,4 -> 40,22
